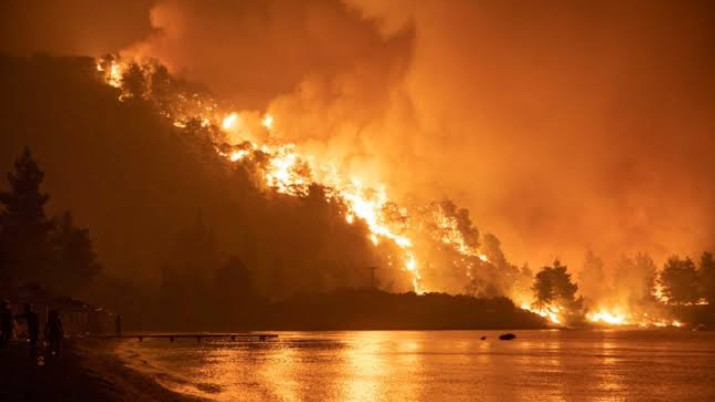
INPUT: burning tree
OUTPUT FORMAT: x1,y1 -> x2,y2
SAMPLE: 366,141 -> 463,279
610,253 -> 659,307
533,261 -> 578,307
578,251 -> 608,303
531,260 -> 582,324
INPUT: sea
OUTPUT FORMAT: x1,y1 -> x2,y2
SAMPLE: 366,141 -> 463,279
117,329 -> 715,402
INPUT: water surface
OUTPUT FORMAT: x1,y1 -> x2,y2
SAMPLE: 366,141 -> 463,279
118,330 -> 715,401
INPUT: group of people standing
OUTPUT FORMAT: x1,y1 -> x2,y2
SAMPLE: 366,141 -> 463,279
0,299 -> 64,358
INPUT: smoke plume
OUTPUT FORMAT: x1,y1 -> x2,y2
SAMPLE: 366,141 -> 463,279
3,0 -> 715,271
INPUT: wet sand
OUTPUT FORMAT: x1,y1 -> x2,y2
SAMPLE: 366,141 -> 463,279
0,339 -> 206,402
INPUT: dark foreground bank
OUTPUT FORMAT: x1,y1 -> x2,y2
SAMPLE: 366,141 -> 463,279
0,340 -> 205,402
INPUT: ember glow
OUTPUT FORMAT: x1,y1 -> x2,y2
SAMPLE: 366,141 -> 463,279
222,113 -> 238,130
587,309 -> 628,326
521,303 -> 563,325
586,307 -> 683,328
96,59 -> 124,88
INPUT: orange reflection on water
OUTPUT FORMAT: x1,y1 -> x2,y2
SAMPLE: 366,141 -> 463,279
600,342 -> 621,390
344,332 -> 388,402
123,330 -> 715,402
260,341 -> 300,401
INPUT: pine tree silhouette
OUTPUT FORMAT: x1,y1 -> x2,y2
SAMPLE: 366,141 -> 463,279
0,147 -> 54,282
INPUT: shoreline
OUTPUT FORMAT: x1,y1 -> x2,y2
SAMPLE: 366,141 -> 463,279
0,339 -> 206,402
2,328 -> 709,401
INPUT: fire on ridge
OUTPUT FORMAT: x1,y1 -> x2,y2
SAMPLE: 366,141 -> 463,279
95,56 -> 686,328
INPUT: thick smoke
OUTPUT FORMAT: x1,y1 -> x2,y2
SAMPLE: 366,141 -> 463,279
0,0 -> 154,55
3,0 -> 715,272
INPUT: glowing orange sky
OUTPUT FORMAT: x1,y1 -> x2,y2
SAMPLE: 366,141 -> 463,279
2,0 -> 714,268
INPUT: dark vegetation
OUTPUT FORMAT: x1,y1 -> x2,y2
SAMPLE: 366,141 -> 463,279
1,54 -> 712,331
531,255 -> 715,327
0,148 -> 99,296
0,53 -> 406,299
0,54 -> 547,330
266,291 -> 545,330
0,148 -> 546,330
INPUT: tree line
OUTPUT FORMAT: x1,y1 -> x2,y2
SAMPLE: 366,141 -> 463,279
531,253 -> 715,323
2,147 -> 712,329
0,148 -> 101,295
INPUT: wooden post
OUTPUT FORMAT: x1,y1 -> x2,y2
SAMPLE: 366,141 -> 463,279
366,266 -> 378,289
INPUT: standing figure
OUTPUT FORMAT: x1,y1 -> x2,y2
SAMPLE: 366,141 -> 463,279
45,310 -> 64,356
115,314 -> 122,338
15,304 -> 40,357
0,299 -> 14,347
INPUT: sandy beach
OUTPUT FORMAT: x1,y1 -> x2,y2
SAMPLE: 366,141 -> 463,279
0,339 -> 205,402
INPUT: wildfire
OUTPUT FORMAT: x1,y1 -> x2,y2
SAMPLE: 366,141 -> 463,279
212,110 -> 426,291
90,55 -> 694,319
587,309 -> 628,325
222,113 -> 238,130
229,149 -> 248,162
521,303 -> 562,325
96,59 -> 124,89
263,114 -> 274,130
585,307 -> 683,328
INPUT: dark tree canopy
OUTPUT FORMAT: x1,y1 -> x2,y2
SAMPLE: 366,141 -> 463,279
51,212 -> 102,294
214,255 -> 255,303
0,147 -> 54,280
0,148 -> 101,294
698,252 -> 715,304
659,256 -> 699,305
121,62 -> 147,99
532,260 -> 578,308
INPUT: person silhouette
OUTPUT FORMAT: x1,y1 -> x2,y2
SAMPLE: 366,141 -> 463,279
115,314 -> 122,338
15,304 -> 40,357
46,310 -> 64,357
0,299 -> 14,347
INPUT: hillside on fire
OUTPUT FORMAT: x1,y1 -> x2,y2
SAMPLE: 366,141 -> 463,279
1,54 -> 713,330
0,54 -> 534,329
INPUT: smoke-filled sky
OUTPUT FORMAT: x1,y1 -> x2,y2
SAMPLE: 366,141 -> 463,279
2,0 -> 715,268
